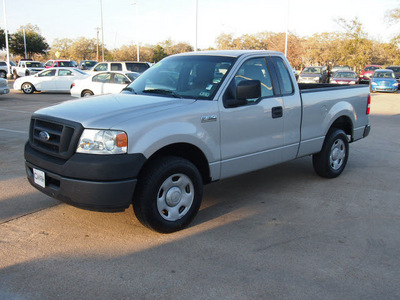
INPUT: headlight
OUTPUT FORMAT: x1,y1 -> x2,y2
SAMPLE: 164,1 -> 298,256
331,80 -> 337,84
349,81 -> 356,85
392,82 -> 398,87
77,129 -> 127,154
314,77 -> 320,81
371,82 -> 377,86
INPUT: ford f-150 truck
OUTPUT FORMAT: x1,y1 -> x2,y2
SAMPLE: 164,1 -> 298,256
24,50 -> 371,233
13,60 -> 45,78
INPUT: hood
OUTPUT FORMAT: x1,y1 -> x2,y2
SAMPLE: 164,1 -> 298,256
34,94 -> 196,129
372,77 -> 397,83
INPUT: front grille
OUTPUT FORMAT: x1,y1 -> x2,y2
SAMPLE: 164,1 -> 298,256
29,117 -> 84,159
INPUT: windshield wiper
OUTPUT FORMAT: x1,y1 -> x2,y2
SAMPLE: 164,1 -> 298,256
142,89 -> 183,98
121,87 -> 137,94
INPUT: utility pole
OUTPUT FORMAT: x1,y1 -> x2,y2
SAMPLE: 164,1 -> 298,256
100,0 -> 105,61
96,27 -> 100,61
23,27 -> 27,59
2,0 -> 11,78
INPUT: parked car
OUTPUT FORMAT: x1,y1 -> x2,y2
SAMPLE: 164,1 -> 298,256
330,71 -> 358,85
91,61 -> 151,73
298,66 -> 328,83
79,60 -> 97,71
0,78 -> 10,95
386,65 -> 400,81
330,66 -> 352,73
0,61 -> 9,78
14,67 -> 89,94
70,71 -> 140,97
44,60 -> 76,68
12,61 -> 45,78
369,69 -> 399,93
359,65 -> 382,84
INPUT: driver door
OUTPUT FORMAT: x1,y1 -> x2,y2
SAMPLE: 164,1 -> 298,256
219,57 -> 285,178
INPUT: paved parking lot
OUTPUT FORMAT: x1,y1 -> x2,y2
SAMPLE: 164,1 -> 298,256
1,83 -> 399,299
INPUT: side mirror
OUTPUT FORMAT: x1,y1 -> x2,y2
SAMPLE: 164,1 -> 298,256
224,80 -> 261,108
237,79 -> 261,100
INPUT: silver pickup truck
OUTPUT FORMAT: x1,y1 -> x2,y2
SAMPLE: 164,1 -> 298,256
24,50 -> 371,233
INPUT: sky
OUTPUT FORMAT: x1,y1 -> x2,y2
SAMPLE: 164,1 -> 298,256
1,0 -> 399,51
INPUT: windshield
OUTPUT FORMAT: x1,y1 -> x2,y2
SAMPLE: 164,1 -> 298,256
125,55 -> 236,100
26,62 -> 42,68
365,66 -> 380,72
302,67 -> 322,74
373,71 -> 395,79
333,71 -> 357,78
387,67 -> 400,73
84,61 -> 97,67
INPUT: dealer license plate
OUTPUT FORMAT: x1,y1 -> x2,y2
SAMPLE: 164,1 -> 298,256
33,168 -> 45,188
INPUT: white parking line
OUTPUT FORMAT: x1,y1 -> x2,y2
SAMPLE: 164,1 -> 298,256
0,128 -> 27,134
0,108 -> 32,114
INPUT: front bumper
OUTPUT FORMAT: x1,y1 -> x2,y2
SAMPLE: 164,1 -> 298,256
25,142 -> 146,211
371,86 -> 398,93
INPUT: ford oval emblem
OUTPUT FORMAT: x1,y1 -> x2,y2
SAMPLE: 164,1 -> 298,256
39,131 -> 51,141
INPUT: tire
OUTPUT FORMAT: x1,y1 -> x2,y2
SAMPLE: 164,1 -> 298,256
312,128 -> 349,178
22,82 -> 34,94
82,90 -> 94,97
13,72 -> 18,79
0,71 -> 6,79
133,156 -> 203,233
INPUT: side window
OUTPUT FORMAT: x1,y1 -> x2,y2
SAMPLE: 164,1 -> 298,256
113,73 -> 130,84
39,69 -> 56,77
234,57 -> 274,101
58,69 -> 72,76
271,57 -> 294,95
94,63 -> 107,72
93,73 -> 111,83
111,63 -> 122,71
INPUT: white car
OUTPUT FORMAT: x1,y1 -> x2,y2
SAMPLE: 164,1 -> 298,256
70,71 -> 140,97
0,78 -> 10,95
14,68 -> 89,94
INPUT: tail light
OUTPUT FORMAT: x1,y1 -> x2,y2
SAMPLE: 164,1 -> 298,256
366,94 -> 371,115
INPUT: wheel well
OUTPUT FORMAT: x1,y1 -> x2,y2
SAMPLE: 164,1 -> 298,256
81,89 -> 93,96
330,116 -> 353,140
146,143 -> 211,184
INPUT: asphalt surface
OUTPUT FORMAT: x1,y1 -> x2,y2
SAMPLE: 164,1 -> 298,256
1,83 -> 399,300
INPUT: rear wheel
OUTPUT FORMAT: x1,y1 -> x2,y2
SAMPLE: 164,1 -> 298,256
312,128 -> 349,178
22,82 -> 34,94
82,90 -> 94,97
0,71 -> 6,78
133,156 -> 203,233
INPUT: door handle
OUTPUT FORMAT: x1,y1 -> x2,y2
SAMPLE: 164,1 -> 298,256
272,106 -> 283,118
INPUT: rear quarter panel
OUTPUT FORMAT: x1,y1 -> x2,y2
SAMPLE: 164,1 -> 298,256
297,85 -> 370,157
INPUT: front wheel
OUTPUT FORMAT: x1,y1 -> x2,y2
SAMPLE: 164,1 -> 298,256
312,128 -> 349,178
22,82 -> 34,94
133,156 -> 203,233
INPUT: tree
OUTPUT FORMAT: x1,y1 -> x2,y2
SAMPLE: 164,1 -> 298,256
336,18 -> 373,71
9,24 -> 49,58
70,37 -> 97,61
152,45 -> 167,62
49,38 -> 73,59
0,29 -> 6,50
